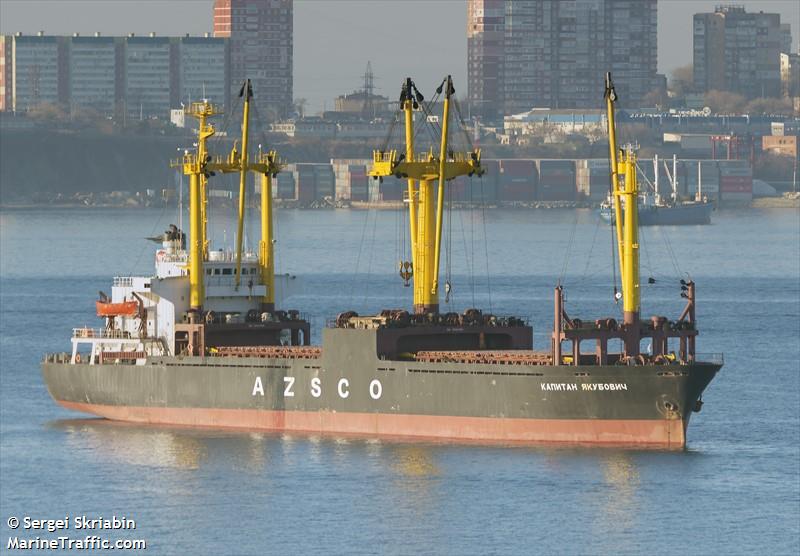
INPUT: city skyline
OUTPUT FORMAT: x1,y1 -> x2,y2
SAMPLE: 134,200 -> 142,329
1,0 -> 798,113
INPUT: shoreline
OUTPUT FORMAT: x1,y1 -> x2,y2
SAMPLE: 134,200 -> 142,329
2,199 -> 798,211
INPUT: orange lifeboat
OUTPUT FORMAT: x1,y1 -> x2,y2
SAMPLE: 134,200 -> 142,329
96,300 -> 139,317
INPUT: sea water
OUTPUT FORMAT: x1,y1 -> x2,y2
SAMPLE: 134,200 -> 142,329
1,207 -> 798,555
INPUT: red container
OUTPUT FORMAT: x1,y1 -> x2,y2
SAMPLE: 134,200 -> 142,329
500,159 -> 536,177
538,184 -> 576,202
498,177 -> 536,201
720,176 -> 752,193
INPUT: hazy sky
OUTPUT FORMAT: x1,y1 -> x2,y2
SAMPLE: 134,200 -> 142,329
2,0 -> 798,112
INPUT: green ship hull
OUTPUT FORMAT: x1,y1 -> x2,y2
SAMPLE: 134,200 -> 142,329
42,329 -> 720,448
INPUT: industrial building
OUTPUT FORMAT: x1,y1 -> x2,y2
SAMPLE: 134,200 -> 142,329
503,109 -> 607,144
693,6 -> 783,99
0,32 -> 228,118
213,0 -> 293,121
468,0 -> 660,120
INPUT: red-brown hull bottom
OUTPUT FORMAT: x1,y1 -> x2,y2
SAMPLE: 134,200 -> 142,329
58,400 -> 687,448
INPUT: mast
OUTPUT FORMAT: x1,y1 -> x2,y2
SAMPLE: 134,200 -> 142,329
672,154 -> 678,203
171,82 -> 283,321
431,76 -> 454,302
253,148 -> 283,312
176,101 -> 221,319
402,78 -> 418,277
235,79 -> 252,289
605,72 -> 641,354
654,154 -> 660,205
370,75 -> 483,314
604,74 -> 625,284
697,160 -> 703,201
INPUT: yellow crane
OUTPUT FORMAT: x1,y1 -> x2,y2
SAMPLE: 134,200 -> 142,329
173,79 -> 284,319
369,76 -> 483,314
604,72 -> 641,354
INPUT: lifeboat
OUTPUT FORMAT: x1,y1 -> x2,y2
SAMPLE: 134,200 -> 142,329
96,300 -> 139,317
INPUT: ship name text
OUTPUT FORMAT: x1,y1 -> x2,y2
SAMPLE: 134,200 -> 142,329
540,382 -> 628,391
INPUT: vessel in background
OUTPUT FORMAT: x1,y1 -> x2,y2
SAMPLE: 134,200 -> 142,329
600,154 -> 714,225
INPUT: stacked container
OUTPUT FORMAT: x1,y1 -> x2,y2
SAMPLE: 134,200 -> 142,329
313,164 -> 335,199
448,175 -> 469,202
376,176 -> 401,202
293,164 -> 317,204
576,159 -> 610,202
537,160 -> 576,201
717,160 -> 753,202
469,159 -> 498,202
332,158 -> 369,201
680,160 -> 720,200
498,159 -> 537,202
276,166 -> 296,199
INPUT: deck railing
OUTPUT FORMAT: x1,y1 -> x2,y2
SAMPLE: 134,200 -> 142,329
72,328 -> 133,340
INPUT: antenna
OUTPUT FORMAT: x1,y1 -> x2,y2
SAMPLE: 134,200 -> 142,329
177,147 -> 183,241
362,61 -> 375,117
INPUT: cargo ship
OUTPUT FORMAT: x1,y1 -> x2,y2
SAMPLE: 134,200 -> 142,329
42,75 -> 722,448
599,154 -> 714,225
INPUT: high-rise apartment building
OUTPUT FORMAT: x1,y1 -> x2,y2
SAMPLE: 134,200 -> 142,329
10,32 -> 61,112
693,6 -> 782,99
124,35 -> 171,118
468,0 -> 659,120
213,0 -> 293,121
179,36 -> 229,109
69,34 -> 116,114
780,23 -> 792,54
0,36 -> 10,111
467,0 -> 505,121
0,32 -> 228,118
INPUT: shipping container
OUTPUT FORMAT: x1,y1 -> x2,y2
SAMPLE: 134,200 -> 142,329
379,177 -> 404,201
680,160 -> 720,199
314,165 -> 335,199
499,159 -> 537,202
471,178 -> 497,202
500,159 -> 536,177
349,174 -> 369,202
576,159 -> 610,201
448,176 -> 469,202
717,159 -> 752,176
296,178 -> 315,203
717,160 -> 752,201
537,160 -> 576,201
482,159 -> 501,177
332,160 -> 369,201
